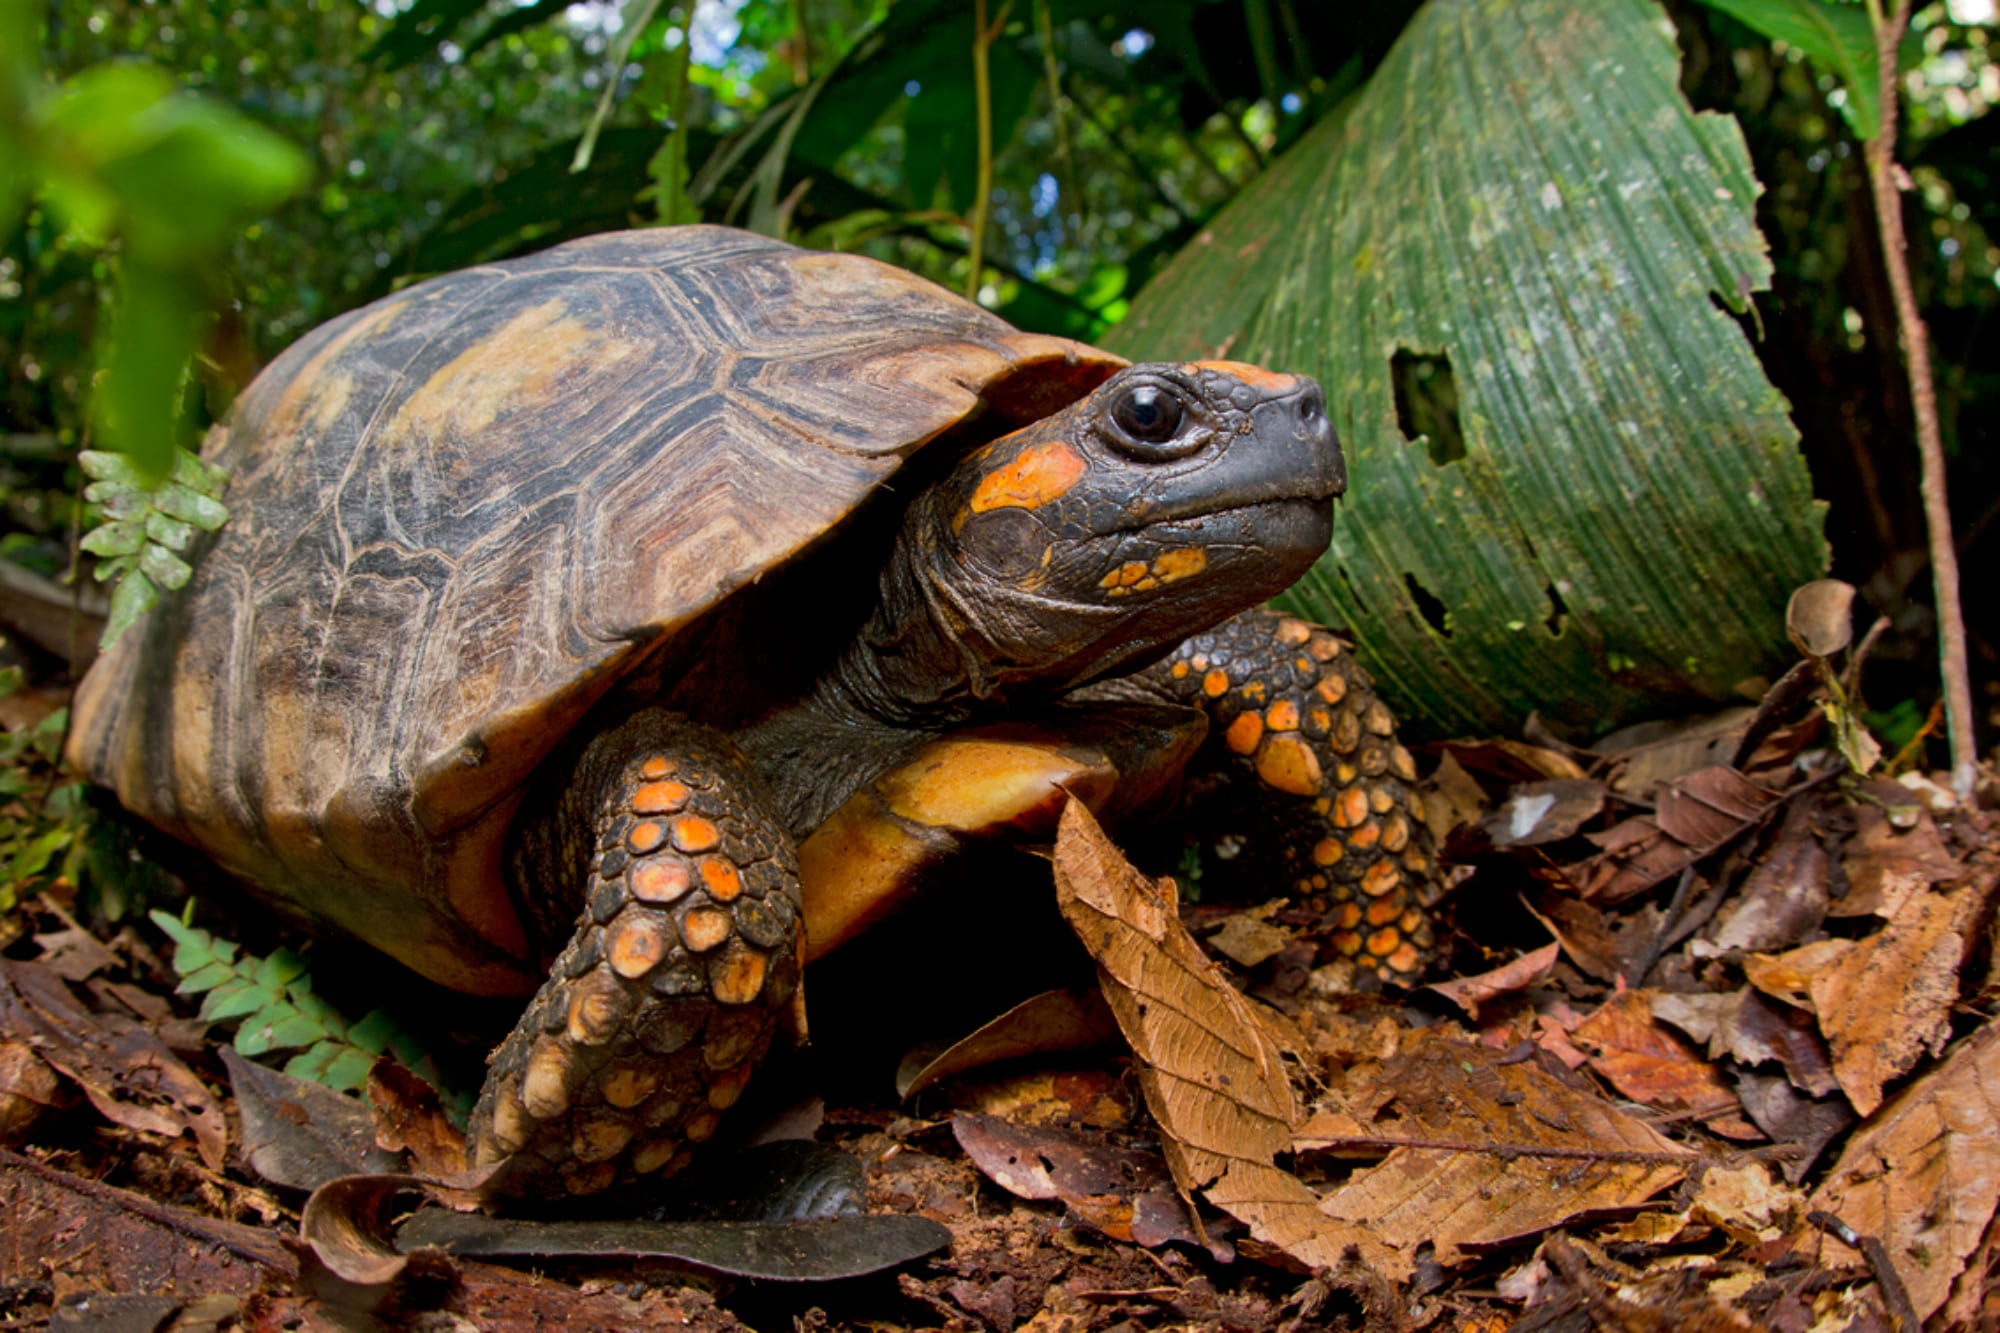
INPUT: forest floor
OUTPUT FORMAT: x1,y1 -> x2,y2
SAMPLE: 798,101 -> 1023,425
1,648 -> 1996,1333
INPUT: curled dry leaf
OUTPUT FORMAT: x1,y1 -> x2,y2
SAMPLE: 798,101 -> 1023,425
1807,1017 -> 2000,1321
1426,942 -> 1560,1022
299,1173 -> 427,1288
1786,579 -> 1856,659
1050,799 -> 1390,1272
1578,768 -> 1783,904
898,988 -> 1123,1099
1707,800 -> 1828,952
1811,885 -> 1976,1115
1299,1033 -> 1693,1271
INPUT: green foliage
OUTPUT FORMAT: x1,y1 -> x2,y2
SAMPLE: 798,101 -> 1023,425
1688,0 -> 1906,141
78,446 -> 226,649
1,28 -> 309,474
149,908 -> 471,1119
0,673 -> 80,915
1108,0 -> 1830,738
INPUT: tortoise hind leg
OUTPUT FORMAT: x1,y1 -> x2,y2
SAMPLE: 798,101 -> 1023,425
472,710 -> 803,1201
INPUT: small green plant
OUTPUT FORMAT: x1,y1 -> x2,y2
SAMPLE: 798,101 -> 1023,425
149,909 -> 473,1121
0,671 -> 83,917
79,447 -> 228,649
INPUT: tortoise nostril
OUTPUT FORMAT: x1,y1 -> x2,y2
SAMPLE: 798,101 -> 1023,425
1298,391 -> 1324,426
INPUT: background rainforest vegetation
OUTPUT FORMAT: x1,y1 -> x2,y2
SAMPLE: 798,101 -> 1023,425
0,0 -> 1994,917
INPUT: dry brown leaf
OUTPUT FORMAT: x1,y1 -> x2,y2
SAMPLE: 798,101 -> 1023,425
0,959 -> 226,1170
1300,1034 -> 1691,1270
950,1112 -> 1205,1252
897,988 -> 1122,1099
1834,801 -> 1964,919
1743,938 -> 1854,1010
1811,886 -> 1972,1115
1421,751 -> 1491,844
1570,991 -> 1760,1139
1707,801 -> 1828,952
1806,1017 -> 2000,1321
1654,767 -> 1782,847
1205,903 -> 1293,968
1688,1160 -> 1800,1243
1051,800 -> 1391,1273
1482,780 -> 1605,848
1426,942 -> 1559,1021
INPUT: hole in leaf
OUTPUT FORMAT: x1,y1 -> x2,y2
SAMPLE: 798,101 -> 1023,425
1544,580 -> 1568,639
1389,348 -> 1466,467
1404,572 -> 1450,639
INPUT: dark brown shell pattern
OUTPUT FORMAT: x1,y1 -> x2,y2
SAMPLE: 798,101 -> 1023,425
67,226 -> 1118,994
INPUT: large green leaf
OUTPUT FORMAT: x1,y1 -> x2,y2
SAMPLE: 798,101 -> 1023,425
1105,0 -> 1826,738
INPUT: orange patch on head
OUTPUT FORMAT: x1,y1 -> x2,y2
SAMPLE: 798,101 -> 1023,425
640,756 -> 675,780
1366,927 -> 1401,957
700,859 -> 743,901
631,860 -> 692,903
1316,676 -> 1348,705
969,438 -> 1087,514
1186,360 -> 1299,394
1311,837 -> 1343,867
671,816 -> 721,854
1256,736 -> 1322,796
1202,669 -> 1230,698
1366,896 -> 1404,927
1151,548 -> 1208,583
628,821 -> 666,854
1224,711 -> 1264,756
1265,701 -> 1300,732
1335,787 -> 1371,829
632,781 -> 690,814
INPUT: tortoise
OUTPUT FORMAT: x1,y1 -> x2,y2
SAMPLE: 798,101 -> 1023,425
69,226 -> 1440,1201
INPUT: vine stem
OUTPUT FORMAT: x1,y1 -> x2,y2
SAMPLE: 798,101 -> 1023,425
1862,0 -> 1977,797
965,0 -> 1011,302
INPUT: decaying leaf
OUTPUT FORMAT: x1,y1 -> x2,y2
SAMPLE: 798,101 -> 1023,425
1834,799 -> 1963,919
1807,1017 -> 2000,1321
1810,886 -> 1974,1115
1706,801 -> 1828,952
1743,938 -> 1854,1010
1426,942 -> 1560,1021
1572,990 -> 1758,1138
0,958 -> 226,1170
1577,768 -> 1784,903
1482,780 -> 1605,848
1300,1033 -> 1693,1271
951,1112 -> 1207,1252
222,1047 -> 403,1192
367,1057 -> 470,1180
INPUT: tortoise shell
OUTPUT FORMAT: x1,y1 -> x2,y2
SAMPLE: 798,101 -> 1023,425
69,227 -> 1123,995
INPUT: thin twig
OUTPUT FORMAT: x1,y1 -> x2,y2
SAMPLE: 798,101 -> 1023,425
964,1 -> 1012,302
1296,1133 -> 1695,1167
1862,0 -> 1978,797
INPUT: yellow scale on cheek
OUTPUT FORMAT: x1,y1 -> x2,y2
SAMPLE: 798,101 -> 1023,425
1100,547 -> 1208,600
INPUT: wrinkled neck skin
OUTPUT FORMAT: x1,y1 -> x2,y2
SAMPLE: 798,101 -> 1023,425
737,487 -> 1103,834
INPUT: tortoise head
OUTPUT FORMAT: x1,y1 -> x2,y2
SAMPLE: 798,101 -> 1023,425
852,360 -> 1345,716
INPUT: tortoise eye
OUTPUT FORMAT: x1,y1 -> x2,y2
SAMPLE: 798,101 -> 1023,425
1108,384 -> 1188,455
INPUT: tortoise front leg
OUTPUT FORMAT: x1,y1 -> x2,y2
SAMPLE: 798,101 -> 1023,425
1133,607 -> 1443,983
472,711 -> 803,1200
